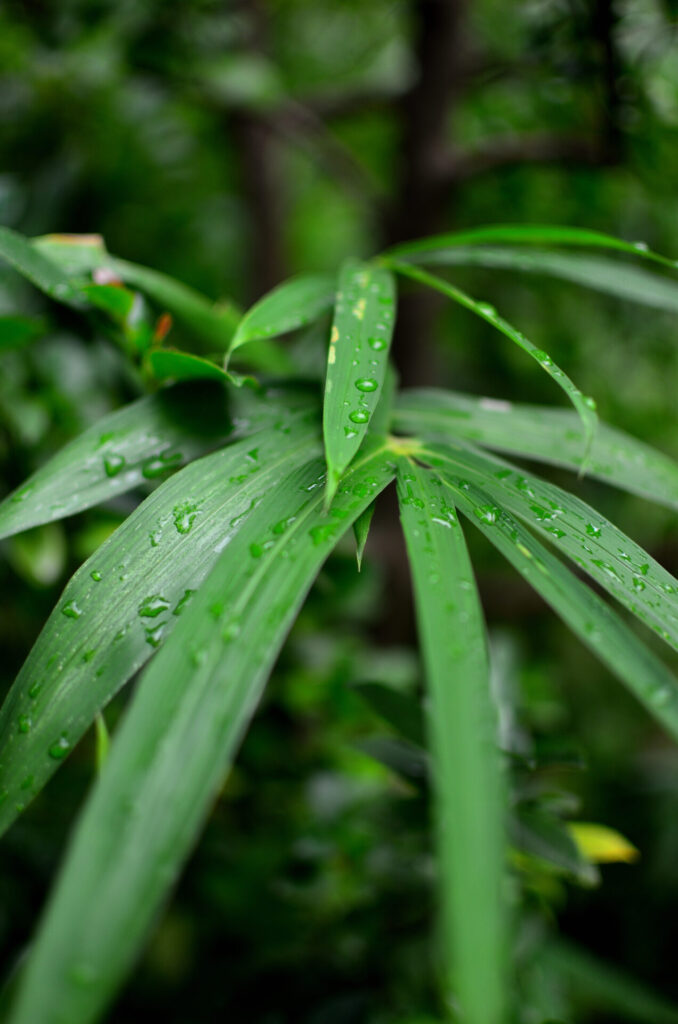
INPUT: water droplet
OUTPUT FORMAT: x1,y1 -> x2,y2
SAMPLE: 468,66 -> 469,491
103,453 -> 125,478
586,524 -> 601,538
173,589 -> 195,616
533,349 -> 553,368
349,409 -> 370,424
172,500 -> 199,535
632,241 -> 649,252
476,302 -> 496,318
145,625 -> 164,648
62,600 -> 83,619
583,395 -> 597,411
355,378 -> 378,392
368,336 -> 386,351
142,451 -> 182,479
48,736 -> 71,760
222,621 -> 241,643
632,577 -> 646,592
473,504 -> 500,525
90,570 -> 102,582
28,681 -> 42,700
138,594 -> 170,618
17,715 -> 31,734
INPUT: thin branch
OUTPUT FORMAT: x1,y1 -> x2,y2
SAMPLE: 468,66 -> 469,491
437,133 -> 613,185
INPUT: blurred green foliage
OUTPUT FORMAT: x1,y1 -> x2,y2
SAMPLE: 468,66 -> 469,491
1,1 -> 678,1021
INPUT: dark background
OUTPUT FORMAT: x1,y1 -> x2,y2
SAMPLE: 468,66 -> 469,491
1,1 -> 678,1021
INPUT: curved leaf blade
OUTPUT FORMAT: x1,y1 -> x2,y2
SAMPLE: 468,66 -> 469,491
7,444 -> 395,1024
384,259 -> 597,460
0,226 -> 83,307
424,442 -> 678,654
227,273 -> 336,362
394,389 -> 678,511
396,460 -> 507,1024
0,413 -> 319,834
401,246 -> 678,313
323,260 -> 396,503
34,234 -> 241,350
386,224 -> 678,272
430,465 -> 678,740
0,382 -> 310,540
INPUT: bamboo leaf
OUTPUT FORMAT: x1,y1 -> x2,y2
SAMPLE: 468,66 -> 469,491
145,348 -> 258,389
396,460 -> 507,1024
428,467 -> 678,740
0,382 -> 309,540
386,224 -> 678,272
0,226 -> 83,307
0,413 -> 319,834
353,502 -> 375,570
384,259 -> 597,460
423,442 -> 678,654
7,443 -> 395,1024
34,234 -> 241,350
399,246 -> 678,312
323,260 -> 396,504
352,681 -> 426,747
227,273 -> 336,362
394,389 -> 678,510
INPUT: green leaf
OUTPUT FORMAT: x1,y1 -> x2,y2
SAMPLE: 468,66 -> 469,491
386,223 -> 678,272
511,810 -> 597,885
323,260 -> 396,504
384,259 -> 597,462
428,466 -> 678,741
7,443 -> 395,1024
34,234 -> 241,350
94,714 -> 109,774
541,939 -> 678,1024
0,381 -> 305,540
401,246 -> 678,313
394,389 -> 678,511
145,348 -> 251,387
0,315 -> 47,351
0,413 -> 320,834
423,442 -> 678,655
352,681 -> 426,747
227,273 -> 336,363
396,460 -> 507,1024
0,226 -> 83,307
353,502 -> 375,570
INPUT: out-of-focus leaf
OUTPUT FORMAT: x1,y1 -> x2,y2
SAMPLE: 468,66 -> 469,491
397,460 -> 507,1024
228,273 -> 336,362
34,234 -> 241,350
0,226 -> 83,307
7,443 -> 395,1024
352,502 -> 375,570
385,259 -> 597,461
403,246 -> 678,312
568,822 -> 639,864
0,413 -> 319,833
323,260 -> 396,504
352,681 -> 426,747
386,223 -> 678,272
394,389 -> 678,511
145,348 -> 249,387
0,315 -> 47,350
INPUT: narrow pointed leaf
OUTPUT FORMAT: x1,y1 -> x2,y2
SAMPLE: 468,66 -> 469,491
423,442 -> 678,654
400,246 -> 678,312
394,389 -> 678,510
352,682 -> 426,748
0,226 -> 83,307
227,273 -> 336,362
429,467 -> 678,740
0,413 -> 319,834
353,502 -> 375,570
396,460 -> 507,1024
145,348 -> 255,388
386,224 -> 678,272
385,259 -> 597,458
34,234 -> 241,349
7,444 -> 395,1024
0,382 -> 310,540
323,260 -> 396,503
